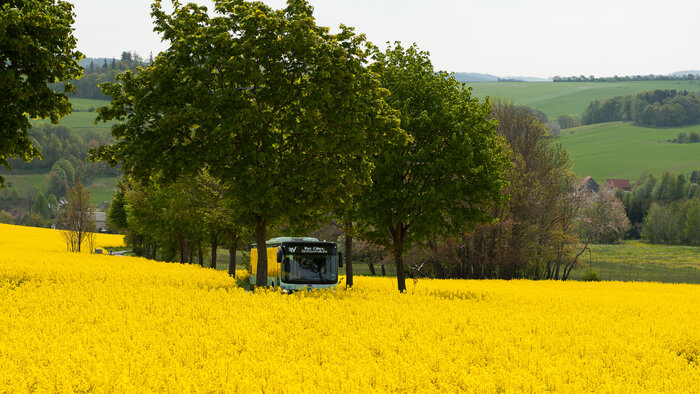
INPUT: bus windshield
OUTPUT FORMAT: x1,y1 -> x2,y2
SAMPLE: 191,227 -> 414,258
282,254 -> 338,284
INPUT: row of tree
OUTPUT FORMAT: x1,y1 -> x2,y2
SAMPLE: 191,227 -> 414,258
2,0 -> 596,290
618,171 -> 700,244
553,74 -> 699,82
668,131 -> 700,144
88,0 -> 517,292
49,51 -> 151,100
109,98 -> 601,283
581,90 -> 700,127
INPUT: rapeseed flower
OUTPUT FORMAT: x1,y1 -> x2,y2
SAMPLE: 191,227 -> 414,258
0,224 -> 698,392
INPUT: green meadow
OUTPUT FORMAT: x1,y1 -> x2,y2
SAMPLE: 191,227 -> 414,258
468,80 -> 700,121
557,122 -> 700,180
569,240 -> 700,284
3,170 -> 117,206
30,98 -> 114,136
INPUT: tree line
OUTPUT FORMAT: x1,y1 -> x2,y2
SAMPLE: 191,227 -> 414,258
48,51 -> 151,100
5,0 -> 599,291
553,74 -> 698,82
618,171 -> 700,245
581,90 -> 700,127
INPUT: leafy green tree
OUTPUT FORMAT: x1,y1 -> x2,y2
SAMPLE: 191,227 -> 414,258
0,0 -> 82,185
31,193 -> 51,219
106,181 -> 128,233
23,212 -> 47,228
684,199 -> 700,245
92,0 -> 400,287
47,168 -> 68,198
46,194 -> 59,219
357,44 -> 509,292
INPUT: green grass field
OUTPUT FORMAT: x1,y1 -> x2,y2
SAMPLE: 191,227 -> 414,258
87,176 -> 119,206
569,240 -> 700,284
557,121 -> 700,180
468,81 -> 700,121
29,98 -> 114,137
211,241 -> 700,285
69,98 -> 110,112
2,169 -> 118,206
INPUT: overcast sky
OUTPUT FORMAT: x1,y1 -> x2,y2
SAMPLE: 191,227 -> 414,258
72,0 -> 700,78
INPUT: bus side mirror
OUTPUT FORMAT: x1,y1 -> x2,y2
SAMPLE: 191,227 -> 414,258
277,247 -> 283,263
338,252 -> 343,268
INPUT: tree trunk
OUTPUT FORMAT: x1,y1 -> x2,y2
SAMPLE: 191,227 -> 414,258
144,239 -> 151,259
228,233 -> 238,278
179,233 -> 186,263
345,233 -> 354,287
368,262 -> 376,276
392,223 -> 407,292
210,231 -> 218,269
255,216 -> 268,288
188,240 -> 194,264
381,263 -> 386,276
198,240 -> 204,266
152,243 -> 158,260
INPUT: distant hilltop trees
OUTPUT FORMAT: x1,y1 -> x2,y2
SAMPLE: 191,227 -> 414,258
553,74 -> 698,82
49,51 -> 151,100
581,90 -> 700,127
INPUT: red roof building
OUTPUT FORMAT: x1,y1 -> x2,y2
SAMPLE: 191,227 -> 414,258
605,178 -> 631,191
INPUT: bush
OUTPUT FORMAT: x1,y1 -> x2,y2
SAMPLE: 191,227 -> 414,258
557,114 -> 581,129
0,211 -> 14,224
582,269 -> 601,282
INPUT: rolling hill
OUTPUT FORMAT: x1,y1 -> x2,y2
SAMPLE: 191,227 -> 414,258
558,122 -> 700,181
467,80 -> 700,121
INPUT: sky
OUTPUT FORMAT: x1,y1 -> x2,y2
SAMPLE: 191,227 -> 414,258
72,0 -> 700,79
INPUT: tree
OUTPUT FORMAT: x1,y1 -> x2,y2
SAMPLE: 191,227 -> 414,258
557,114 -> 581,129
92,0 -> 400,287
684,199 -> 700,245
46,194 -> 59,219
47,168 -> 68,198
23,212 -> 47,228
451,100 -> 583,281
31,193 -> 51,219
577,185 -> 630,244
357,44 -> 509,292
0,0 -> 83,185
57,180 -> 96,252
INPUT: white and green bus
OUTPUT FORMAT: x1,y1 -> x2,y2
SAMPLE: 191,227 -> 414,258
250,237 -> 342,291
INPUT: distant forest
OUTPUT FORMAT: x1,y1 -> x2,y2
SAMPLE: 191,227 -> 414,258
581,90 -> 700,127
553,74 -> 699,83
49,51 -> 150,100
3,124 -> 119,197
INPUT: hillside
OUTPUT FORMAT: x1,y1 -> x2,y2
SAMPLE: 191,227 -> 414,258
2,98 -> 119,207
467,81 -> 700,121
558,122 -> 700,180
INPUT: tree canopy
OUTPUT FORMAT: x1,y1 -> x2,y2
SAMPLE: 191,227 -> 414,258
581,90 -> 700,127
92,0 -> 402,287
357,44 -> 509,292
0,0 -> 83,185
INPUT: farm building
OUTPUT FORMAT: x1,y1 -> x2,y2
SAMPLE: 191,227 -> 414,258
578,176 -> 600,193
605,179 -> 631,191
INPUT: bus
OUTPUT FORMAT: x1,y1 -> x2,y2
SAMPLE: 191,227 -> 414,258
249,237 -> 343,291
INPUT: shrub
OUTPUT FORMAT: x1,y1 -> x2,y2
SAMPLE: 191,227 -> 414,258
582,269 -> 601,281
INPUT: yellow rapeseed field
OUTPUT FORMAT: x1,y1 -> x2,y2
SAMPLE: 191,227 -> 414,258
0,223 -> 698,393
